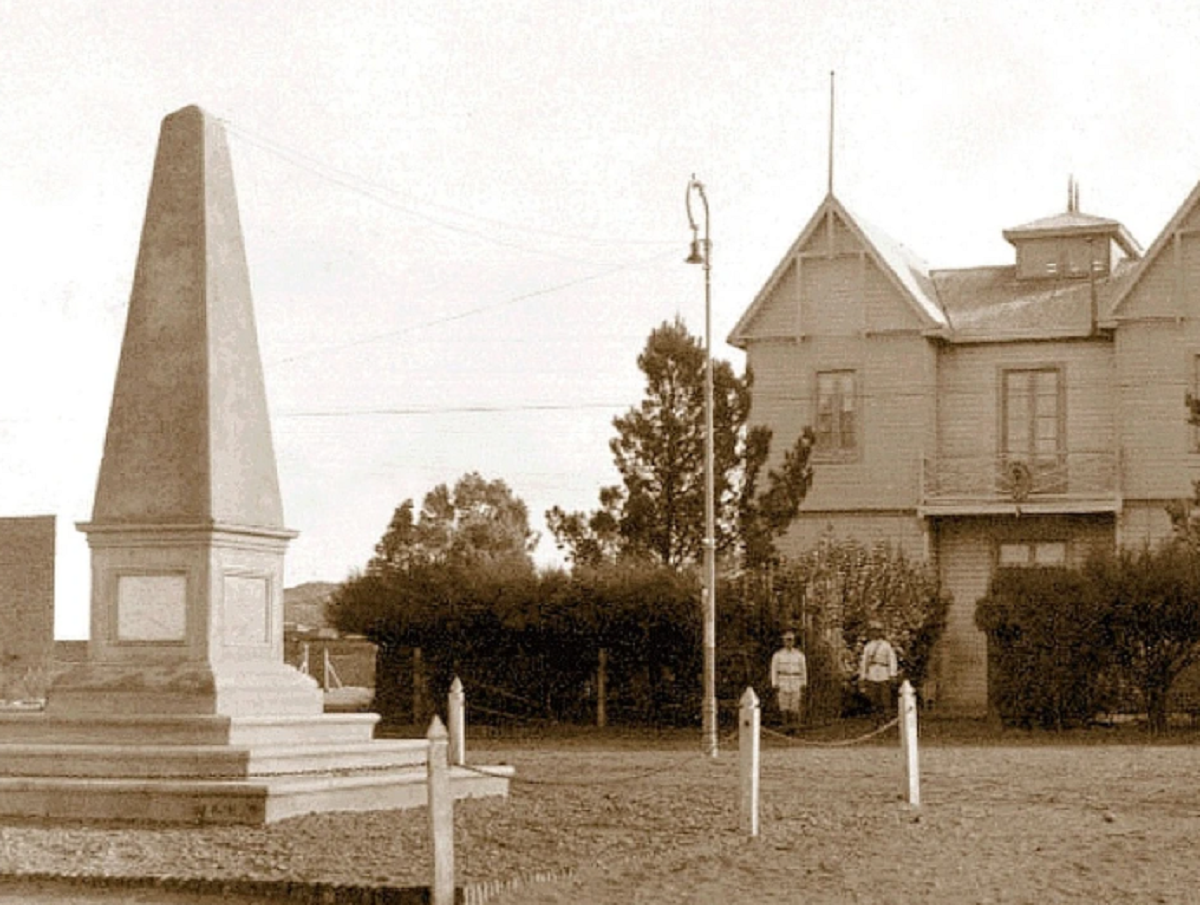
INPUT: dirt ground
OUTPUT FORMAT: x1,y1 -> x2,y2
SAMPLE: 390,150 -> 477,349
0,722 -> 1198,904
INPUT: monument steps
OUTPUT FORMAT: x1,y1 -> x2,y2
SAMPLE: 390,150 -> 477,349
0,764 -> 514,824
0,738 -> 428,779
0,712 -> 385,746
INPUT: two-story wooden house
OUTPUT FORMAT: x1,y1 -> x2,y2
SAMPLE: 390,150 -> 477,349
730,179 -> 1200,714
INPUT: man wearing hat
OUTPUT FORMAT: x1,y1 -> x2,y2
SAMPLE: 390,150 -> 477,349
770,630 -> 808,731
859,621 -> 899,724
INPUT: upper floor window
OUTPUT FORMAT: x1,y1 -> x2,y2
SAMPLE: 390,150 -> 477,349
1002,367 -> 1062,463
815,370 -> 857,457
1192,354 -> 1200,453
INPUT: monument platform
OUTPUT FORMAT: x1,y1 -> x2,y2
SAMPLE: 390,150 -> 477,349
0,710 -> 511,823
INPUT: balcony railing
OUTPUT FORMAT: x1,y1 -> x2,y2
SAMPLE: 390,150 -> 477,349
921,452 -> 1120,512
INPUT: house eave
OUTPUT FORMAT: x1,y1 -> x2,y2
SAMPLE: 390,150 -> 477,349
919,498 -> 1122,518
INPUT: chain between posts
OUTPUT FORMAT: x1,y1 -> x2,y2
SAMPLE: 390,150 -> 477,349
759,717 -> 900,748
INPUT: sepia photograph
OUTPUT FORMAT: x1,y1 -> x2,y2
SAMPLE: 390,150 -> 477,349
2,1 -> 1200,901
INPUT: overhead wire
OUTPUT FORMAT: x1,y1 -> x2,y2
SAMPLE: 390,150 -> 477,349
266,247 -> 676,367
271,377 -> 1200,416
276,402 -> 628,418
221,118 -> 674,258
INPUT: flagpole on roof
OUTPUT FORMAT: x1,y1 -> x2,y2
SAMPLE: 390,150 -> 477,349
828,70 -> 836,196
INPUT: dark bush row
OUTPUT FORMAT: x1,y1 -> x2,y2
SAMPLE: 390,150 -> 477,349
332,538 -> 952,729
332,562 -> 800,727
976,544 -> 1200,731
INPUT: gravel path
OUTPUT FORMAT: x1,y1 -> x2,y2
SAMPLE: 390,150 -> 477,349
0,727 -> 1197,903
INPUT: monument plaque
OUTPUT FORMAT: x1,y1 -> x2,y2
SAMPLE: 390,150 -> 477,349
223,574 -> 270,646
116,574 -> 187,642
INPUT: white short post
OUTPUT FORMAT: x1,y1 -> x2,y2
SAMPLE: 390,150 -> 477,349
739,687 -> 761,837
899,680 -> 920,807
427,716 -> 455,905
448,677 -> 466,766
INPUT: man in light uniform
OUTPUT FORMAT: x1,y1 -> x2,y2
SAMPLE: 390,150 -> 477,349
858,621 -> 899,724
770,630 -> 808,731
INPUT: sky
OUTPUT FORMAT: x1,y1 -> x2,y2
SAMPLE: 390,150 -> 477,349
4,0 -> 1200,640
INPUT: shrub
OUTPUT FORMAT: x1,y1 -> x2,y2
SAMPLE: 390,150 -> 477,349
774,537 -> 951,712
1085,545 -> 1200,733
975,566 -> 1116,729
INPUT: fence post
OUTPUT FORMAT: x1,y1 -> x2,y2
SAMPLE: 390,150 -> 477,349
899,680 -> 920,807
427,716 -> 455,905
739,687 -> 761,837
596,648 -> 608,729
413,647 -> 427,725
448,677 -> 466,766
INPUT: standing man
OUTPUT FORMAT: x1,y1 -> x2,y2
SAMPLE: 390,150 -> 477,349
859,621 -> 899,724
770,630 -> 808,731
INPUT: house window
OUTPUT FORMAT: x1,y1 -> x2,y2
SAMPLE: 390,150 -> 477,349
998,541 -> 1067,568
1192,354 -> 1200,453
1002,367 -> 1064,492
815,370 -> 857,457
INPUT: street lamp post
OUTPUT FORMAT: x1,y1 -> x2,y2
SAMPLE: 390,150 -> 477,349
686,175 -> 718,758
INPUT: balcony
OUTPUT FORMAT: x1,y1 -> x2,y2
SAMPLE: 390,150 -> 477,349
920,451 -> 1121,516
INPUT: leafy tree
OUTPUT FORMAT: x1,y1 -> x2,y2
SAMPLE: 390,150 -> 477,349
545,487 -> 623,570
549,317 -> 813,570
369,471 -> 537,573
330,473 -> 538,723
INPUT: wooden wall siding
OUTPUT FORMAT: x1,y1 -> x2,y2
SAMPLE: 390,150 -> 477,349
776,512 -> 927,562
742,259 -> 799,339
933,520 -> 991,714
934,341 -> 1115,461
1119,247 -> 1179,320
745,341 -> 808,461
831,213 -> 859,256
1016,236 -> 1065,280
865,258 -> 924,333
1182,234 -> 1200,306
745,335 -> 936,514
801,255 -> 862,336
1119,501 -> 1177,549
1115,323 -> 1199,499
767,334 -> 934,512
1120,203 -> 1200,320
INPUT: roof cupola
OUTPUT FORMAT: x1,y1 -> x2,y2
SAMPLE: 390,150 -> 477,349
1002,177 -> 1142,281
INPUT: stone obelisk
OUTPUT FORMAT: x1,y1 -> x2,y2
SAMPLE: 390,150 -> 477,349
59,105 -> 320,718
0,105 -> 512,823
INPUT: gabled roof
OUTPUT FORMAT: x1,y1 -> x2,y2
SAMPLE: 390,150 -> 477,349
932,259 -> 1139,341
1107,177 -> 1200,322
727,194 -> 947,348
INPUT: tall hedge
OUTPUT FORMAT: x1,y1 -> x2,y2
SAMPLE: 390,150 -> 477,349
975,566 -> 1116,729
